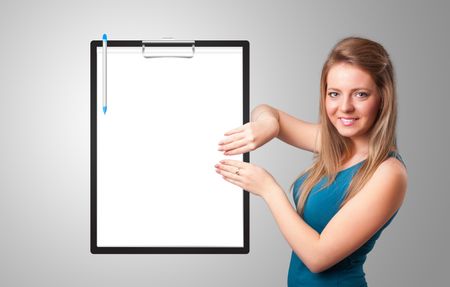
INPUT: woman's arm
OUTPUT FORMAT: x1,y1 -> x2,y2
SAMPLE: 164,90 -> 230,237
262,157 -> 407,273
219,104 -> 320,155
252,104 -> 321,153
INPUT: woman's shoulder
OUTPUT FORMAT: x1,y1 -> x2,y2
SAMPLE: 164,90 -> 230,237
357,152 -> 408,215
380,156 -> 407,177
387,150 -> 407,173
374,152 -> 408,190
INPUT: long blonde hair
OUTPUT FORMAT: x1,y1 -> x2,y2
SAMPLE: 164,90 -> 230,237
290,36 -> 398,217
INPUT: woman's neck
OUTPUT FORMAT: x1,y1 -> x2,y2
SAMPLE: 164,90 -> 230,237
348,137 -> 369,158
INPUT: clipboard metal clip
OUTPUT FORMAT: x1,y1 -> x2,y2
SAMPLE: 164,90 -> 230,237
142,40 -> 195,58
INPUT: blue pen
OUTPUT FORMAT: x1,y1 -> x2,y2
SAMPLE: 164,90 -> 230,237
102,34 -> 107,114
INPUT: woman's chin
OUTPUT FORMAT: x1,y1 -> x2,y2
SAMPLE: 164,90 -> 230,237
335,128 -> 360,138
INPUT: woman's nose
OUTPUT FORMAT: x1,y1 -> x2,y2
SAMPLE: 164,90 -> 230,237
340,96 -> 355,113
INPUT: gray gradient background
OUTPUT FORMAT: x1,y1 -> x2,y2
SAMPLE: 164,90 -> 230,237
0,0 -> 448,286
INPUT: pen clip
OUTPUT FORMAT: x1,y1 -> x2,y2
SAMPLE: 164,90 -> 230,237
142,40 -> 195,58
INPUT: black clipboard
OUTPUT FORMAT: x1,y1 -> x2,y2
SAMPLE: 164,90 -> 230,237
90,39 -> 249,254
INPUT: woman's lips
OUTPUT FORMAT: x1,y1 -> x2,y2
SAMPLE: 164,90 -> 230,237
339,117 -> 359,126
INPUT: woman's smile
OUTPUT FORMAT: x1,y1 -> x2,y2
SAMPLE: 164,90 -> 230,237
339,117 -> 359,126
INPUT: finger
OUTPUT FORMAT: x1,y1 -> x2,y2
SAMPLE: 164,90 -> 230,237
217,167 -> 242,182
217,162 -> 242,175
219,159 -> 249,169
221,138 -> 247,153
219,159 -> 238,166
224,143 -> 254,155
223,126 -> 245,137
218,132 -> 245,146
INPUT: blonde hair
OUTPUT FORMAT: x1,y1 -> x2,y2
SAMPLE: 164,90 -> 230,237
290,36 -> 398,217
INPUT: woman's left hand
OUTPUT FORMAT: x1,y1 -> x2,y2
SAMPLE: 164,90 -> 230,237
214,159 -> 280,198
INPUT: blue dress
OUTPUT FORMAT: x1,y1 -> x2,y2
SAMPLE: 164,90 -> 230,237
287,151 -> 406,286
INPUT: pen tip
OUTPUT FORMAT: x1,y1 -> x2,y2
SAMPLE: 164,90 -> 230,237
103,106 -> 107,114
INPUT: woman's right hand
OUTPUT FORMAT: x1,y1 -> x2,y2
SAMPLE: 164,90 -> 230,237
217,117 -> 279,155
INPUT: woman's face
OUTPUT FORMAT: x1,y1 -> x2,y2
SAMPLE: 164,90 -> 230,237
325,63 -> 381,141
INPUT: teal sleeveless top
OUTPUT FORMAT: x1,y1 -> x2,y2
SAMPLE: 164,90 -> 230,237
288,151 -> 406,287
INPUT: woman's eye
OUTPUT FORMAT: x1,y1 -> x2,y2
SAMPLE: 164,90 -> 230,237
328,92 -> 338,97
355,92 -> 368,98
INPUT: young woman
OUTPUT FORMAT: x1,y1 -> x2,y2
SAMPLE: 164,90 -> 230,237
214,36 -> 407,286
